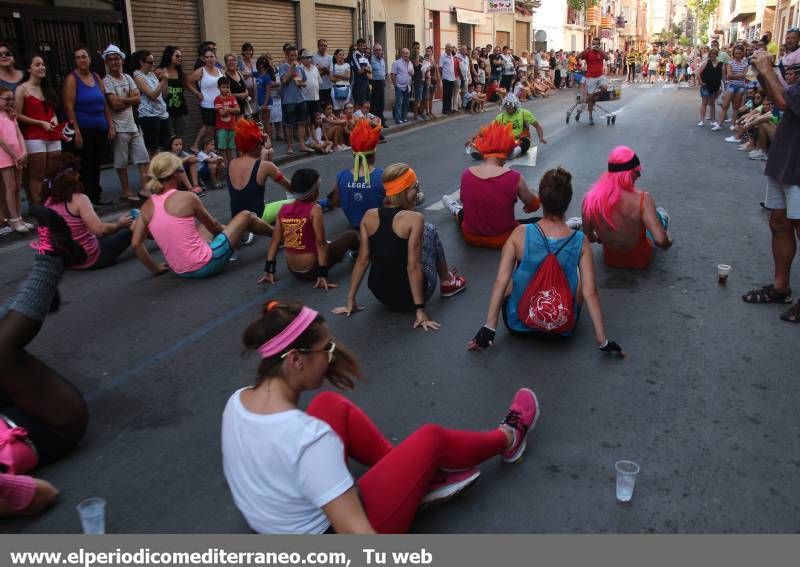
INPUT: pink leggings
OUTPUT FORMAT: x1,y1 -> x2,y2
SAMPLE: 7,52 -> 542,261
306,391 -> 507,533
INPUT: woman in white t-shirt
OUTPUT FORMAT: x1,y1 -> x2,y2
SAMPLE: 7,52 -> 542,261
221,301 -> 540,534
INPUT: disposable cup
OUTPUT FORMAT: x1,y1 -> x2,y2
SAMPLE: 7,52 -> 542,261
717,264 -> 732,286
615,460 -> 640,502
77,498 -> 106,534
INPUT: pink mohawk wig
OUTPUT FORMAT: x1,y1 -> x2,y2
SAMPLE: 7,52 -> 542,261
582,146 -> 642,230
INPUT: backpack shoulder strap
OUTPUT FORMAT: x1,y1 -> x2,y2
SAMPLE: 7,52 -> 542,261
553,230 -> 578,256
533,222 -> 552,253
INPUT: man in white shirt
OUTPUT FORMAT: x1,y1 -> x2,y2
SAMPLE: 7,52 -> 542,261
391,48 -> 413,124
300,49 -> 321,123
456,45 -> 471,110
102,44 -> 149,202
312,39 -> 333,108
439,44 -> 456,114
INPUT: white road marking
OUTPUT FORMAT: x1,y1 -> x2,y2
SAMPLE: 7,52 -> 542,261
426,188 -> 460,211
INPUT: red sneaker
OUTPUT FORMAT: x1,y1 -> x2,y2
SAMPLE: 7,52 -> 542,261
421,467 -> 480,506
440,268 -> 467,297
500,388 -> 540,463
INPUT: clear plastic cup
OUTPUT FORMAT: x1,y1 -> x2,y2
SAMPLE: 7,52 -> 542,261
717,264 -> 732,286
615,460 -> 640,502
76,497 -> 106,534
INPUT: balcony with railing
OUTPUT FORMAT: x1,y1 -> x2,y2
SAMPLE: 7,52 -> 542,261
728,0 -> 756,22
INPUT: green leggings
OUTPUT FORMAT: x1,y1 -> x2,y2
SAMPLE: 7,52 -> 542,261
261,199 -> 295,224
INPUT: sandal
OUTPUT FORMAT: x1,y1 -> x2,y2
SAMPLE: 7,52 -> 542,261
780,300 -> 800,323
742,284 -> 792,304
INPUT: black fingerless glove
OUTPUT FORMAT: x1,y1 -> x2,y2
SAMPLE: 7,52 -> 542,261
264,260 -> 276,274
598,339 -> 623,354
315,265 -> 329,278
473,326 -> 496,349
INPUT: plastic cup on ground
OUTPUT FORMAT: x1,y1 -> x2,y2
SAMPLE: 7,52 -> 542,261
77,498 -> 106,534
615,460 -> 640,503
717,264 -> 732,286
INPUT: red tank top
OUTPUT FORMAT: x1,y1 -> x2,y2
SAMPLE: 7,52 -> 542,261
278,200 -> 318,255
21,93 -> 60,141
460,168 -> 520,237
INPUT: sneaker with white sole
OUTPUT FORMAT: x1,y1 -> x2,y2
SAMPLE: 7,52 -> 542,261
724,118 -> 732,123
441,195 -> 463,216
724,135 -> 741,143
566,217 -> 583,230
440,268 -> 467,297
748,149 -> 767,160
710,122 -> 721,131
697,121 -> 704,127
421,468 -> 480,506
240,232 -> 255,246
501,388 -> 540,463
0,225 -> 12,237
737,144 -> 751,151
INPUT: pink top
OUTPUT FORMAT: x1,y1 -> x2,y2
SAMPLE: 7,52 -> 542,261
278,200 -> 318,255
0,113 -> 23,169
0,473 -> 36,511
460,168 -> 520,236
147,189 -> 212,274
46,198 -> 100,269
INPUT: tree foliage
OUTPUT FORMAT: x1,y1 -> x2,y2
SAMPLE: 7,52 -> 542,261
568,0 -> 598,12
685,0 -> 721,34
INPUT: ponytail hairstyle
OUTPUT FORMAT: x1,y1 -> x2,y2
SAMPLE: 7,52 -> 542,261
242,301 -> 362,389
538,167 -> 573,217
582,146 -> 642,230
41,153 -> 83,204
145,152 -> 183,194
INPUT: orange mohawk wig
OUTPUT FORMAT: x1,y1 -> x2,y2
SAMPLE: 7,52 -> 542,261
350,119 -> 382,186
234,118 -> 265,154
472,122 -> 516,159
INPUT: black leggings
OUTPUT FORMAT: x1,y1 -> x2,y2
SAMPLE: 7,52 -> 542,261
88,229 -> 133,270
288,231 -> 359,281
75,128 -> 109,203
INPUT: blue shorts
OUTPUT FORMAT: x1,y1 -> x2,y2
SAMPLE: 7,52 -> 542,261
700,86 -> 719,97
198,162 -> 210,181
179,233 -> 233,279
725,83 -> 746,94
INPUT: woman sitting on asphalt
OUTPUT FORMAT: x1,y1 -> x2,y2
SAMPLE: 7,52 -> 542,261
222,300 -> 540,533
43,154 -> 134,270
581,146 -> 672,270
0,204 -> 90,515
226,119 -> 291,232
442,122 -> 540,249
259,169 -> 359,291
333,163 -> 466,331
132,152 -> 273,278
468,167 -> 623,354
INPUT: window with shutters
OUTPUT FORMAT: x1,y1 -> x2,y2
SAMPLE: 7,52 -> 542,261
394,24 -> 415,57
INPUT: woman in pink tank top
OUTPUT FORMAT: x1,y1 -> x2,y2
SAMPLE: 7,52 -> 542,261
41,155 -> 133,270
444,123 -> 540,249
259,168 -> 358,290
132,152 -> 274,278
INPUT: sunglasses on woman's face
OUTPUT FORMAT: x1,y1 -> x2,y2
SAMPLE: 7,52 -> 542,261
0,51 -> 12,58
281,340 -> 337,365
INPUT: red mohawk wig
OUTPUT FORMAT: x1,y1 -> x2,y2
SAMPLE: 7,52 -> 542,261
472,122 -> 516,159
349,119 -> 381,153
350,119 -> 382,185
234,118 -> 265,154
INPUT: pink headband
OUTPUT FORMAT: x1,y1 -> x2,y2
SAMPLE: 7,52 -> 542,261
258,306 -> 319,359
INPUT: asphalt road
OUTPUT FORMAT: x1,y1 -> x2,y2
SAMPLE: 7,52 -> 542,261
2,83 -> 798,534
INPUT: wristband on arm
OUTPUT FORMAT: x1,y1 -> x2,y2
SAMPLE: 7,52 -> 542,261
264,259 -> 276,274
315,265 -> 329,278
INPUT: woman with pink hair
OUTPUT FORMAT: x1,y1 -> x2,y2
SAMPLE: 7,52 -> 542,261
582,146 -> 672,270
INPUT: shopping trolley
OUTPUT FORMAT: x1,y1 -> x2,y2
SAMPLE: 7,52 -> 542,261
565,78 -> 622,125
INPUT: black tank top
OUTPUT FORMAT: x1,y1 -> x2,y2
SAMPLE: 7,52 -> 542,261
701,61 -> 722,92
367,207 -> 413,310
228,160 -> 265,218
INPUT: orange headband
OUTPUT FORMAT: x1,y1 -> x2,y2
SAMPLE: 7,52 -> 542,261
482,152 -> 508,159
383,168 -> 418,196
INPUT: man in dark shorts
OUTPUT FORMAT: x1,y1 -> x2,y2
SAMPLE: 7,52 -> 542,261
278,45 -> 311,154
